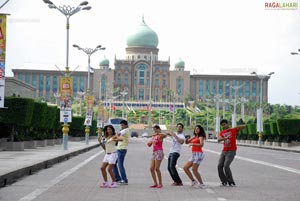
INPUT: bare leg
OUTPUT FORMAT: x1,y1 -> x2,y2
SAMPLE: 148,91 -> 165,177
101,163 -> 108,181
150,160 -> 157,185
192,163 -> 203,184
108,164 -> 116,182
154,160 -> 163,185
183,161 -> 194,181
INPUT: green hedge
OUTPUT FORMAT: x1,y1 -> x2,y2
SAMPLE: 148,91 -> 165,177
270,122 -> 279,135
69,116 -> 85,137
277,119 -> 300,135
0,97 -> 34,127
31,102 -> 47,129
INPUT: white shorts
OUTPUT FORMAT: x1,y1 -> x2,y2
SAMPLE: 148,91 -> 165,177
102,152 -> 118,164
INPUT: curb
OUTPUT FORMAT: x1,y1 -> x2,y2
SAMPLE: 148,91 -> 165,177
0,143 -> 100,188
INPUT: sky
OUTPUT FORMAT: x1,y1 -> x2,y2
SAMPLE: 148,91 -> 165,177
1,0 -> 300,106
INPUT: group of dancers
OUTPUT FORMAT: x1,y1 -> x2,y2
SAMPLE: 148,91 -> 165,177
98,119 -> 245,188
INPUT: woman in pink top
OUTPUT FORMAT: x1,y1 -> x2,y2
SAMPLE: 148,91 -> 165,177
147,125 -> 167,188
183,125 -> 206,189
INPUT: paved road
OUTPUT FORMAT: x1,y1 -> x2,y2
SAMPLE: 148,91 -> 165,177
0,137 -> 299,201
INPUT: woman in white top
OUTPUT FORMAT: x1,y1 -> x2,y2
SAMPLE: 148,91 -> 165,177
99,125 -> 118,188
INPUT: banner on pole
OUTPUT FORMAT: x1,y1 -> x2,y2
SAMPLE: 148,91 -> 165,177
0,14 -> 7,108
84,95 -> 94,126
59,77 -> 73,122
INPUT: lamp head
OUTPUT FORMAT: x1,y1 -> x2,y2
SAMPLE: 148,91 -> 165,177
72,44 -> 80,49
96,45 -> 102,49
291,52 -> 298,55
48,4 -> 56,9
82,6 -> 91,10
79,1 -> 89,6
268,72 -> 274,76
250,71 -> 257,75
43,0 -> 53,5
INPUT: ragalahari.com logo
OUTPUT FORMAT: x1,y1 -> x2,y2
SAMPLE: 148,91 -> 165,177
265,2 -> 298,10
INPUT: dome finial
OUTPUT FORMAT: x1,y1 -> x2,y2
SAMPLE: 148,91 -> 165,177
142,14 -> 145,23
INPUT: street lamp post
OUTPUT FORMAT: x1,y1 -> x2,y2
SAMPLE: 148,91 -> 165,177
73,44 -> 105,94
73,44 -> 105,145
230,84 -> 244,128
172,93 -> 178,125
214,94 -> 222,135
43,0 -> 91,150
240,97 -> 248,122
148,52 -> 153,129
77,91 -> 85,116
120,89 -> 128,119
251,71 -> 274,145
53,92 -> 60,106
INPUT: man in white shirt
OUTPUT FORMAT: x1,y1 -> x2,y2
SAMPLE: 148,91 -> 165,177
113,120 -> 130,185
166,123 -> 186,186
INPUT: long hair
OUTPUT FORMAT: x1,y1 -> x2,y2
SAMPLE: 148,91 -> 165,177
103,125 -> 116,138
194,125 -> 206,139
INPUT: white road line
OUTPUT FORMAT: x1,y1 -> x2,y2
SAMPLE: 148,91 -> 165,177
18,150 -> 104,201
204,148 -> 300,175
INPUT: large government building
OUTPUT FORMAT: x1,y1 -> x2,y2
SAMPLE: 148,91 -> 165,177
9,18 -> 270,108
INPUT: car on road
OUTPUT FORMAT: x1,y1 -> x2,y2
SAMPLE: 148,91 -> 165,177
131,131 -> 138,138
141,132 -> 149,138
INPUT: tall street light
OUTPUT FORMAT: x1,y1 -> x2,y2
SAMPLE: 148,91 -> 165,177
240,97 -> 248,122
148,52 -> 153,129
120,88 -> 128,119
251,71 -> 274,145
43,0 -> 91,150
214,94 -> 222,135
73,44 -> 105,94
73,44 -> 105,145
230,84 -> 244,128
43,0 -> 91,73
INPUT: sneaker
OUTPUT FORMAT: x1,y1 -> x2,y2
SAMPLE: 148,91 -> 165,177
198,184 -> 207,189
100,182 -> 109,188
228,182 -> 236,186
220,182 -> 227,187
191,180 -> 198,188
172,182 -> 183,186
119,180 -> 128,185
156,184 -> 163,188
109,182 -> 117,188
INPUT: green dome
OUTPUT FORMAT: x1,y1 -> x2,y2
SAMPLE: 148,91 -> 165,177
175,59 -> 185,68
127,18 -> 159,48
99,57 -> 109,66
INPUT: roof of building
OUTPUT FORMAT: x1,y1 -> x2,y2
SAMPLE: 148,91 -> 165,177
12,63 -> 89,73
175,58 -> 185,68
127,17 -> 159,48
99,56 -> 109,66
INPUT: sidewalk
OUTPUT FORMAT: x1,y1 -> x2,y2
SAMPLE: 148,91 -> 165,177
0,139 -> 100,187
207,139 -> 300,153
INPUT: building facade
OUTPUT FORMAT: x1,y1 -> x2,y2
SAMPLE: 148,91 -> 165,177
10,19 -> 270,106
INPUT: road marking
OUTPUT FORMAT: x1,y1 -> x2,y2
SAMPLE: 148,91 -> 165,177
18,150 -> 104,201
204,149 -> 300,175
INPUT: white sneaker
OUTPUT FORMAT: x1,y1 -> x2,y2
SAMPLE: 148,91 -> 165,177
191,180 -> 198,188
198,184 -> 207,189
109,182 -> 117,188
